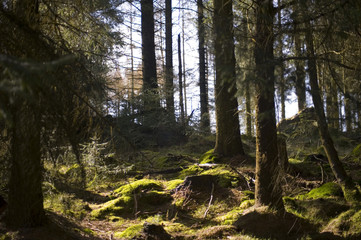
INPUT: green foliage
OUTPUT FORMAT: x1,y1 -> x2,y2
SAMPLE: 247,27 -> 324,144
240,200 -> 255,209
199,149 -> 220,164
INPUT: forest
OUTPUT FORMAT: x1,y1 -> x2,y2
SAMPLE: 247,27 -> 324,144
1,0 -> 361,239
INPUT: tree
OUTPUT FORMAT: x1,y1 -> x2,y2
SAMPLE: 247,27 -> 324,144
141,0 -> 159,112
198,0 -> 210,131
302,0 -> 361,202
0,0 -> 121,227
165,0 -> 175,118
213,0 -> 245,157
253,0 -> 283,210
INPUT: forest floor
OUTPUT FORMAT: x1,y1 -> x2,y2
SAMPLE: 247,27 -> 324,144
1,108 -> 361,240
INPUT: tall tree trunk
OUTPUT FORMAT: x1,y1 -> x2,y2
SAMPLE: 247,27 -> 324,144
213,0 -> 245,157
178,34 -> 185,124
165,0 -> 175,118
7,102 -> 45,227
245,79 -> 252,137
304,12 -> 361,202
6,0 -> 45,227
198,0 -> 210,132
254,0 -> 283,210
141,0 -> 158,111
277,0 -> 286,120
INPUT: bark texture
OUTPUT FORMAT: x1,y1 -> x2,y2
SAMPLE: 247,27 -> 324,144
213,0 -> 245,157
254,0 -> 283,210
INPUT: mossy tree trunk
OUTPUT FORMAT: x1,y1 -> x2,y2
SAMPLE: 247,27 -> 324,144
303,5 -> 361,202
254,0 -> 284,210
213,0 -> 245,157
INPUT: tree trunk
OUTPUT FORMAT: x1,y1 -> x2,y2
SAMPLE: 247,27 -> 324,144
277,0 -> 286,120
293,16 -> 306,111
213,0 -> 245,157
141,0 -> 158,110
254,0 -> 283,210
165,0 -> 175,118
304,13 -> 361,202
7,102 -> 45,227
178,34 -> 185,124
198,0 -> 210,132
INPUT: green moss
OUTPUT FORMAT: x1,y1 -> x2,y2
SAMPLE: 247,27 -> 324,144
114,224 -> 143,239
114,179 -> 163,196
199,149 -> 220,164
201,166 -> 239,188
138,190 -> 172,205
165,179 -> 184,190
351,144 -> 361,162
216,208 -> 243,225
307,182 -> 343,199
44,193 -> 89,220
178,165 -> 202,179
241,190 -> 255,201
324,209 -> 361,238
240,199 -> 255,209
90,196 -> 132,219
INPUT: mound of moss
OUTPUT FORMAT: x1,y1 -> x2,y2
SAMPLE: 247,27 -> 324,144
114,224 -> 143,239
200,166 -> 240,188
114,179 -> 163,195
307,182 -> 343,199
178,165 -> 202,179
199,149 -> 220,164
91,179 -> 172,219
324,209 -> 361,238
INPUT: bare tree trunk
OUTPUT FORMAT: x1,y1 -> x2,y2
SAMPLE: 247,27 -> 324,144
178,34 -> 185,124
213,0 -> 245,157
165,0 -> 175,118
141,0 -> 158,111
254,0 -> 284,210
6,0 -> 45,227
198,0 -> 210,131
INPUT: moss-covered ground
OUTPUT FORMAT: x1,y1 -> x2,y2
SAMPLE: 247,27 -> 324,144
2,111 -> 361,240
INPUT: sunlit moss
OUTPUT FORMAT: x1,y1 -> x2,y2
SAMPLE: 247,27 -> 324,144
114,224 -> 143,239
201,166 -> 239,188
216,208 -> 243,225
178,165 -> 202,179
114,179 -> 163,195
307,182 -> 343,199
90,196 -> 132,219
240,200 -> 255,209
199,149 -> 220,164
164,179 -> 184,190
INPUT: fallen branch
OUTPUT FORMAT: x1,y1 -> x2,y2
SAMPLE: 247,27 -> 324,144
203,183 -> 215,219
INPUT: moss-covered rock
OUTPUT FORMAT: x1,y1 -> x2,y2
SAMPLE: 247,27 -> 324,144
324,209 -> 361,238
199,149 -> 220,164
178,165 -> 202,179
200,166 -> 240,188
114,224 -> 143,239
90,196 -> 133,219
283,195 -> 349,225
114,179 -> 163,196
307,182 -> 343,199
164,179 -> 184,190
